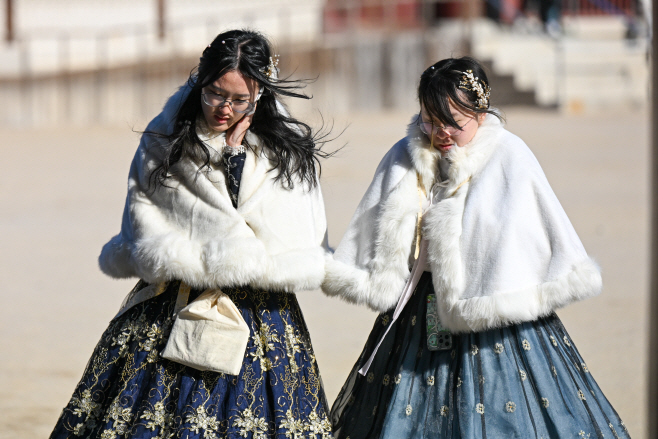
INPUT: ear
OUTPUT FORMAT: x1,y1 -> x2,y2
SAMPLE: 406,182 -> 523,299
476,112 -> 486,125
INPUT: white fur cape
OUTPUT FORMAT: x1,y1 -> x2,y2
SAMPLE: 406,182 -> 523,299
99,86 -> 329,292
322,114 -> 601,333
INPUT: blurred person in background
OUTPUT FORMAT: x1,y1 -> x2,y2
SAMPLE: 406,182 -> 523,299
50,29 -> 333,439
323,56 -> 628,438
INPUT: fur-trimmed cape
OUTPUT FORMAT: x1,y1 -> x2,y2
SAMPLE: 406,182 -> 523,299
322,114 -> 601,333
99,85 -> 329,293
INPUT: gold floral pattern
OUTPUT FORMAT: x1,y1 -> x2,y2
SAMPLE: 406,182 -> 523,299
426,376 -> 435,386
53,282 -> 332,439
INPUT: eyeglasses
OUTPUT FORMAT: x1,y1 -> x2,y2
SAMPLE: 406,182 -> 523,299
202,92 -> 255,114
417,118 -> 468,136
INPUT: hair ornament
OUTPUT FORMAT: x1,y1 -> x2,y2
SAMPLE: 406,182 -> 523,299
221,40 -> 226,44
263,55 -> 280,79
459,69 -> 491,109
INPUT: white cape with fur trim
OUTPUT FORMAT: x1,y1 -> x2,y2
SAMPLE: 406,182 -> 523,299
99,86 -> 329,293
322,114 -> 601,333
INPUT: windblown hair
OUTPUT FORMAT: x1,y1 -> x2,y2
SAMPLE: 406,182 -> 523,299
418,56 -> 500,130
150,29 -> 327,190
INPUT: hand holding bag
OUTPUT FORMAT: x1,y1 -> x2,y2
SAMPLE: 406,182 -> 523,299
161,288 -> 250,376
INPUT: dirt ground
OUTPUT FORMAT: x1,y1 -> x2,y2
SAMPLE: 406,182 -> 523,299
0,106 -> 649,438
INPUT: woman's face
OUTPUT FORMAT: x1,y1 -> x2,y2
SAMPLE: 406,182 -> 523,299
420,100 -> 484,155
201,70 -> 259,132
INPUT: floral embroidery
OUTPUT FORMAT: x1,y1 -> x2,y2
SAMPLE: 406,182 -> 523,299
563,336 -> 571,347
104,399 -> 133,436
411,316 -> 417,326
233,408 -> 267,439
476,403 -> 484,414
283,324 -> 302,373
367,372 -> 374,383
426,376 -> 435,386
479,376 -> 486,384
550,335 -> 558,347
471,345 -> 479,355
582,363 -> 589,373
494,343 -> 504,354
347,396 -> 355,406
394,374 -> 402,385
457,377 -> 462,387
187,405 -> 220,438
451,350 -> 456,359
381,315 -> 390,326
578,431 -> 590,438
578,389 -> 587,401
405,405 -> 413,416
382,375 -> 390,386
522,339 -> 531,350
440,406 -> 449,417
372,406 -> 378,416
305,411 -> 332,438
551,366 -> 557,376
541,397 -> 549,408
140,401 -> 174,435
55,284 -> 331,439
279,409 -> 304,439
519,370 -> 527,381
506,401 -> 516,413
250,323 -> 279,371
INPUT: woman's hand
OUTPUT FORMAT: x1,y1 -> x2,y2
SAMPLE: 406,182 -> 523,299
225,107 -> 255,147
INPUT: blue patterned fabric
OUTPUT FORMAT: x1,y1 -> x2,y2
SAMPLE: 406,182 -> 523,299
331,272 -> 629,439
223,149 -> 246,208
50,281 -> 332,439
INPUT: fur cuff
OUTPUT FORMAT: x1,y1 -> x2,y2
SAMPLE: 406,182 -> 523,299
321,257 -> 408,312
438,258 -> 602,333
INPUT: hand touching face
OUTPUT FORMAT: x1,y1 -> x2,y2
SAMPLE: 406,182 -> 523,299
201,70 -> 259,144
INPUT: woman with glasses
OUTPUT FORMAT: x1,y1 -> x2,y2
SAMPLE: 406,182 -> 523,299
50,29 -> 332,439
323,57 -> 628,438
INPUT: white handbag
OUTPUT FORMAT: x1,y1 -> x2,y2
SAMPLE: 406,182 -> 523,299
161,287 -> 250,376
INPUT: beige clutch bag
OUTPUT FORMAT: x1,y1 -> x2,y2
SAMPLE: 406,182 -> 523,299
161,288 -> 250,376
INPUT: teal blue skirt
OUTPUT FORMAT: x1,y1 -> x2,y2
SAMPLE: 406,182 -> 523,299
331,272 -> 629,439
50,280 -> 332,439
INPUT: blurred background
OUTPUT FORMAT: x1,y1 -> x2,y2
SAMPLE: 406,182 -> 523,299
0,0 -> 651,438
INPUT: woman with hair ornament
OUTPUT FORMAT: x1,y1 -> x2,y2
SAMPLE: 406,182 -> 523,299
50,29 -> 333,439
323,56 -> 629,438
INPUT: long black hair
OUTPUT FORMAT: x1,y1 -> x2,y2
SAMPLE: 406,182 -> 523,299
150,29 -> 328,190
418,56 -> 500,129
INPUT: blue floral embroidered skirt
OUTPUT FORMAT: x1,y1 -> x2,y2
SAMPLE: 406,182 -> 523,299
50,280 -> 333,439
330,272 -> 629,439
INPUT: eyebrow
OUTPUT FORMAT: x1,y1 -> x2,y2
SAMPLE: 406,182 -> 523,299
207,86 -> 251,99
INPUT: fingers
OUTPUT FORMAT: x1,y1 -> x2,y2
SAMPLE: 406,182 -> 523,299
226,113 -> 254,147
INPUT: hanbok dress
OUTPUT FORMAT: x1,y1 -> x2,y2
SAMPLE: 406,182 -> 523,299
51,132 -> 333,438
323,114 -> 629,439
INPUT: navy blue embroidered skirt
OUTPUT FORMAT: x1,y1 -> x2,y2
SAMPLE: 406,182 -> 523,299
330,272 -> 629,439
50,280 -> 332,439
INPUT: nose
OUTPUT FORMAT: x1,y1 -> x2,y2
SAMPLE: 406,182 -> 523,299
217,101 -> 232,114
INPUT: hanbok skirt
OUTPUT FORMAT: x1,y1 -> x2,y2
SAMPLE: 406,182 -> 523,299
330,272 -> 629,439
50,280 -> 332,439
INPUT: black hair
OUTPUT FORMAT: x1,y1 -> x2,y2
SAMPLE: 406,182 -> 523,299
418,56 -> 500,130
150,29 -> 329,190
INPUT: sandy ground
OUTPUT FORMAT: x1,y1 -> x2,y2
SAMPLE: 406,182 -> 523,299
0,106 -> 649,438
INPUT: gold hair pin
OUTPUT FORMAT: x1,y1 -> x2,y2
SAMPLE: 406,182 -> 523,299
459,70 -> 491,109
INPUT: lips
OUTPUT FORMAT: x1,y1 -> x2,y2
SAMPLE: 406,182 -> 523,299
214,115 -> 229,124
